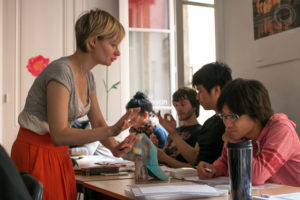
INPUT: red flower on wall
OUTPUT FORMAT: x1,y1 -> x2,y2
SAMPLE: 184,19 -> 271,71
26,55 -> 50,76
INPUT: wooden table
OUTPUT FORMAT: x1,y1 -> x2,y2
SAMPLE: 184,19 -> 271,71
75,172 -> 135,200
83,178 -> 225,200
75,172 -> 135,184
81,178 -> 300,200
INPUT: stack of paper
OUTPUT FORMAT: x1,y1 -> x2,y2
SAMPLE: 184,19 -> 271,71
72,155 -> 133,169
130,182 -> 228,200
71,155 -> 134,175
80,164 -> 120,176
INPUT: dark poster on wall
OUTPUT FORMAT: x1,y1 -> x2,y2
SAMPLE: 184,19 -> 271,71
253,0 -> 300,40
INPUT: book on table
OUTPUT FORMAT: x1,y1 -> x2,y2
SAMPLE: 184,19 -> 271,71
71,155 -> 133,176
79,164 -> 120,176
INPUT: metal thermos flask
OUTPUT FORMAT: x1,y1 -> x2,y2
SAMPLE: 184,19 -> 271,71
227,140 -> 253,200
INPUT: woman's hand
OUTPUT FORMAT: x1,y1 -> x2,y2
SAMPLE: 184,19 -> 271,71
109,107 -> 140,137
197,161 -> 216,179
157,111 -> 177,136
111,132 -> 136,157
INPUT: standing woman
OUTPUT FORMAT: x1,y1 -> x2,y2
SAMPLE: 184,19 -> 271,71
11,9 -> 138,200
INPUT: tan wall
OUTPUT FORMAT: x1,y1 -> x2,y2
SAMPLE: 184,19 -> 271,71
222,0 -> 300,135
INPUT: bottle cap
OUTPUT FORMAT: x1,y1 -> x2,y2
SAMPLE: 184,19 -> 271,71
227,140 -> 252,149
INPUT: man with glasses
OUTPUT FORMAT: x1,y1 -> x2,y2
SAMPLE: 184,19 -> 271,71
197,78 -> 300,187
216,113 -> 240,143
158,62 -> 232,166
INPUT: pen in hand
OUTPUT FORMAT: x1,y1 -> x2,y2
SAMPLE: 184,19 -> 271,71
204,167 -> 215,174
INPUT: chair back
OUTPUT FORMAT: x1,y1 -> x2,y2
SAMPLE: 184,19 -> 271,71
20,172 -> 43,200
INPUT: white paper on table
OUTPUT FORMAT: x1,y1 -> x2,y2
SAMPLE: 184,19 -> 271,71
130,182 -> 227,199
184,176 -> 230,185
72,155 -> 133,169
159,165 -> 177,172
139,184 -> 216,194
252,184 -> 282,189
252,192 -> 300,200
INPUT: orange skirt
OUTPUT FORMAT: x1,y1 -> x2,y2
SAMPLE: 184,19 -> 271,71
11,128 -> 77,200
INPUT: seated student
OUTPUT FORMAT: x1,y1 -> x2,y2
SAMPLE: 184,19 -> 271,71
153,87 -> 202,168
0,145 -> 32,200
158,62 -> 232,166
69,119 -> 99,156
197,78 -> 300,187
69,120 -> 124,161
126,91 -> 168,149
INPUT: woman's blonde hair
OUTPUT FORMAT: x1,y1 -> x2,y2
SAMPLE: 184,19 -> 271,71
75,9 -> 125,52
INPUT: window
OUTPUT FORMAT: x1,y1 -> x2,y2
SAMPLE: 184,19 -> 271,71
128,0 -> 175,114
176,0 -> 216,125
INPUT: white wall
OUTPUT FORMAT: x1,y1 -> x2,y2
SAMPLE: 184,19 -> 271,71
87,0 -> 123,126
222,0 -> 300,134
1,0 -> 85,153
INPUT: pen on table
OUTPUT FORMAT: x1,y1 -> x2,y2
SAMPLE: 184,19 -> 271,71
204,167 -> 215,174
251,195 -> 270,200
251,194 -> 271,200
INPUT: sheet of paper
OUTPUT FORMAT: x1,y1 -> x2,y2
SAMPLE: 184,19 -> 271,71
252,192 -> 300,200
72,155 -> 133,169
252,184 -> 282,189
273,192 -> 300,199
184,176 -> 230,185
132,182 -> 220,194
130,182 -> 228,200
159,165 -> 177,172
139,184 -> 218,194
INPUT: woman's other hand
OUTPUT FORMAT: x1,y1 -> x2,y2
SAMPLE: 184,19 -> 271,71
110,107 -> 140,137
111,132 -> 136,157
197,161 -> 216,179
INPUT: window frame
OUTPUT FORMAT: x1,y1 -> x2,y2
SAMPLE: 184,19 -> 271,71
175,0 -> 224,87
127,0 -> 176,115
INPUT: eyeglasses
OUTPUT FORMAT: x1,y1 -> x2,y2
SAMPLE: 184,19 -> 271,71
217,113 -> 240,123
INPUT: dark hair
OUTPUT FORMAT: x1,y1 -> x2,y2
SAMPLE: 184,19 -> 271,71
216,78 -> 273,127
192,62 -> 232,93
172,87 -> 200,117
126,91 -> 153,114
